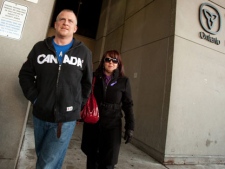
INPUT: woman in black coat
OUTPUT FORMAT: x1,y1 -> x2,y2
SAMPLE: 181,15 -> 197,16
81,50 -> 135,169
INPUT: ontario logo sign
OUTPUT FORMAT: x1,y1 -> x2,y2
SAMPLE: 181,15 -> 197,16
199,3 -> 221,45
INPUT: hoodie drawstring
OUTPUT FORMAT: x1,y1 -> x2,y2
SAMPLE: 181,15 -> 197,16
57,123 -> 62,138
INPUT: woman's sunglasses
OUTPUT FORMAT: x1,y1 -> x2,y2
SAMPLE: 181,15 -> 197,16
104,57 -> 119,64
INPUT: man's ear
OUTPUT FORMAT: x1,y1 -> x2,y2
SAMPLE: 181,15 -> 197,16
54,22 -> 57,29
74,26 -> 78,33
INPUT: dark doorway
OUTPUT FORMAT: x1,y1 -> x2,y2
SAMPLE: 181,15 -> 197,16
51,0 -> 103,39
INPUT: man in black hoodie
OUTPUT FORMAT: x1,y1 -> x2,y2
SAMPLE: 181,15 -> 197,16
19,9 -> 92,169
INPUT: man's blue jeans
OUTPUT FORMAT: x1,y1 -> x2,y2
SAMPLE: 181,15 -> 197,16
33,116 -> 76,169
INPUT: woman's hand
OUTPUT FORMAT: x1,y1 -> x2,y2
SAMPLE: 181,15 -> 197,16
124,130 -> 133,144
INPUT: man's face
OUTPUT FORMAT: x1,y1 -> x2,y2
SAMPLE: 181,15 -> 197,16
54,11 -> 78,38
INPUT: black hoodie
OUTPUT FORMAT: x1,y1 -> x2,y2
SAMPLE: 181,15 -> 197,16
19,36 -> 92,122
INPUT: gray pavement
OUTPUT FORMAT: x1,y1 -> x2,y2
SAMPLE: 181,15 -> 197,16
16,113 -> 225,169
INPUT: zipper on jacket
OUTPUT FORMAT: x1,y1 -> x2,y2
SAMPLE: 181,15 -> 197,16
54,64 -> 62,122
103,78 -> 116,101
56,65 -> 61,85
104,85 -> 107,100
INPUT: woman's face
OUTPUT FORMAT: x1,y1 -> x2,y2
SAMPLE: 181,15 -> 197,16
103,55 -> 119,76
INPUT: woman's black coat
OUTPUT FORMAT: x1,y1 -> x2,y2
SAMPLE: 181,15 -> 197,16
81,70 -> 134,165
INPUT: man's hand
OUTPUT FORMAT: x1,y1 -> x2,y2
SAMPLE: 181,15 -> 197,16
124,130 -> 133,144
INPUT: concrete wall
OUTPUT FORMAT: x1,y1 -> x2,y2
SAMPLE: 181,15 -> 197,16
95,0 -> 225,165
0,0 -> 55,168
165,0 -> 225,164
94,0 -> 176,163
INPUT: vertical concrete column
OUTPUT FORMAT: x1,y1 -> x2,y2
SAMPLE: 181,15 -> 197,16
165,0 -> 225,164
93,0 -> 112,70
0,0 -> 55,168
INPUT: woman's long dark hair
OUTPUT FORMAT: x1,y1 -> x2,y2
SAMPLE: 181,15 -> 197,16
95,50 -> 125,77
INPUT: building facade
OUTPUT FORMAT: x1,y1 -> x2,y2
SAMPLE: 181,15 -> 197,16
0,0 -> 224,168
